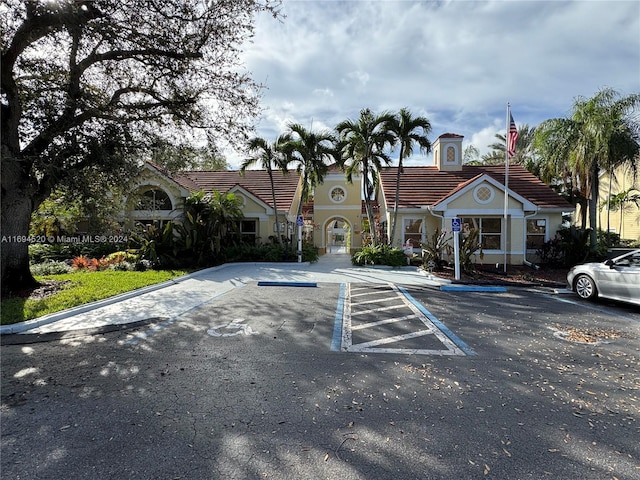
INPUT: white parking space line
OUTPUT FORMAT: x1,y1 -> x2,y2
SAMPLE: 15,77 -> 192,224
350,315 -> 417,330
351,304 -> 407,316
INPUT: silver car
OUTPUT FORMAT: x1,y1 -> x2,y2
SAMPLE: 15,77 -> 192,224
567,249 -> 640,306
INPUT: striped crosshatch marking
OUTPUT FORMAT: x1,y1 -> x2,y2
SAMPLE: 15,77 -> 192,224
335,283 -> 474,356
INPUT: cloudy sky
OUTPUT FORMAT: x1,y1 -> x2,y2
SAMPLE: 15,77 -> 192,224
228,0 -> 639,168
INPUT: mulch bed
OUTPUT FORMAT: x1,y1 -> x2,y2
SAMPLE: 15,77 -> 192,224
11,280 -> 72,300
430,264 -> 568,287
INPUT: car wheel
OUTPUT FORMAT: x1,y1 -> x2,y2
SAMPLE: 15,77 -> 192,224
574,274 -> 597,300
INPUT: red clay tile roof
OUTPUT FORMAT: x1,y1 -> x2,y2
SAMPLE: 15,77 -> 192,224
173,170 -> 301,211
379,165 -> 573,210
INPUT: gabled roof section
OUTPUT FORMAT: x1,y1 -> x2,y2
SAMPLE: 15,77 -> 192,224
432,173 -> 537,211
141,162 -> 193,196
434,173 -> 484,202
227,184 -> 272,211
174,169 -> 301,211
379,164 -> 573,210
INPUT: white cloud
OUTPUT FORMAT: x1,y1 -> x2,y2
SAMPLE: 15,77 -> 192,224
468,119 -> 506,159
227,0 -> 640,169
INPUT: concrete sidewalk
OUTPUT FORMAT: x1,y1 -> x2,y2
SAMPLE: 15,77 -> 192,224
1,254 -> 448,335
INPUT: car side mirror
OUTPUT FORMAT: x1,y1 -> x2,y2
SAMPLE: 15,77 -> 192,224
604,259 -> 614,268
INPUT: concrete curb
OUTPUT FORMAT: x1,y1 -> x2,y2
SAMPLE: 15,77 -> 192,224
0,265 -> 226,335
0,278 -> 179,335
0,261 -> 316,335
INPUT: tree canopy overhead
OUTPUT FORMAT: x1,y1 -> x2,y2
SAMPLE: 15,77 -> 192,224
1,0 -> 279,294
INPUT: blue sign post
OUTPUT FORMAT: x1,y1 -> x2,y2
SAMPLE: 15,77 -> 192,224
296,216 -> 303,262
451,218 -> 461,280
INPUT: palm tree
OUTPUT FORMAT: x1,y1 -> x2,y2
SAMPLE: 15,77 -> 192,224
336,108 -> 396,246
534,117 -> 588,226
482,124 -> 537,170
241,134 -> 291,244
463,145 -> 482,165
535,88 -> 640,250
602,187 -> 640,238
284,123 -> 337,241
387,108 -> 432,246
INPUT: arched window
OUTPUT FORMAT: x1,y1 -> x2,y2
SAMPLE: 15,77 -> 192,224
134,188 -> 173,211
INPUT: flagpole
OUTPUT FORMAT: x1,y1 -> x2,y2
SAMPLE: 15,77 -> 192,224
503,103 -> 510,273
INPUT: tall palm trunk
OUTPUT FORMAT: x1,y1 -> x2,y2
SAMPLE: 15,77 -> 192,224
389,145 -> 405,245
588,160 -> 599,249
606,169 -> 612,246
267,168 -> 283,244
362,159 -> 378,245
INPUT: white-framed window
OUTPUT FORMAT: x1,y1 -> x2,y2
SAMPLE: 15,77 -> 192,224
526,219 -> 547,250
134,188 -> 173,211
403,218 -> 424,246
461,217 -> 502,250
330,186 -> 346,203
239,219 -> 257,243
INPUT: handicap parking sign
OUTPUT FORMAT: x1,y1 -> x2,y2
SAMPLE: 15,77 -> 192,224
451,218 -> 461,232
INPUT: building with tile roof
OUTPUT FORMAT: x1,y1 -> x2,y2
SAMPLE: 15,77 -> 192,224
378,133 -> 573,266
124,133 -> 574,266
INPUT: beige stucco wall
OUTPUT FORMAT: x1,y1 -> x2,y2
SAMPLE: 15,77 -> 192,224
125,166 -> 303,244
313,172 -> 362,253
597,165 -> 640,242
382,178 -> 571,266
231,191 -> 272,243
445,184 -> 521,212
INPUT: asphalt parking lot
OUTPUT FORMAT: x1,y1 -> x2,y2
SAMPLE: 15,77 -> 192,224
2,281 -> 638,480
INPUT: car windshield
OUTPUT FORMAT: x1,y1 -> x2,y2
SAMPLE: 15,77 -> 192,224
611,250 -> 640,267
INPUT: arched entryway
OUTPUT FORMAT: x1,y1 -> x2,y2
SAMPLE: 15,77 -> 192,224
325,217 -> 351,254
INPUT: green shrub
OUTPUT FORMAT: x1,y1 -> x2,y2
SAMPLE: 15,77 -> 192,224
78,242 -> 125,259
30,261 -> 73,276
110,261 -> 134,271
537,226 -> 592,267
597,229 -> 621,249
129,222 -> 181,268
301,242 -> 319,263
627,239 -> 640,248
29,242 -> 126,263
420,228 -> 452,271
29,243 -> 81,263
351,244 -> 407,267
105,251 -> 139,264
459,229 -> 483,275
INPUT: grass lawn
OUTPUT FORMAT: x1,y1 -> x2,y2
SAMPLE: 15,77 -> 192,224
1,269 -> 188,326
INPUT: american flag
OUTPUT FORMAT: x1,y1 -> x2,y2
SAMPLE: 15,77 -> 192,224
507,112 -> 518,158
